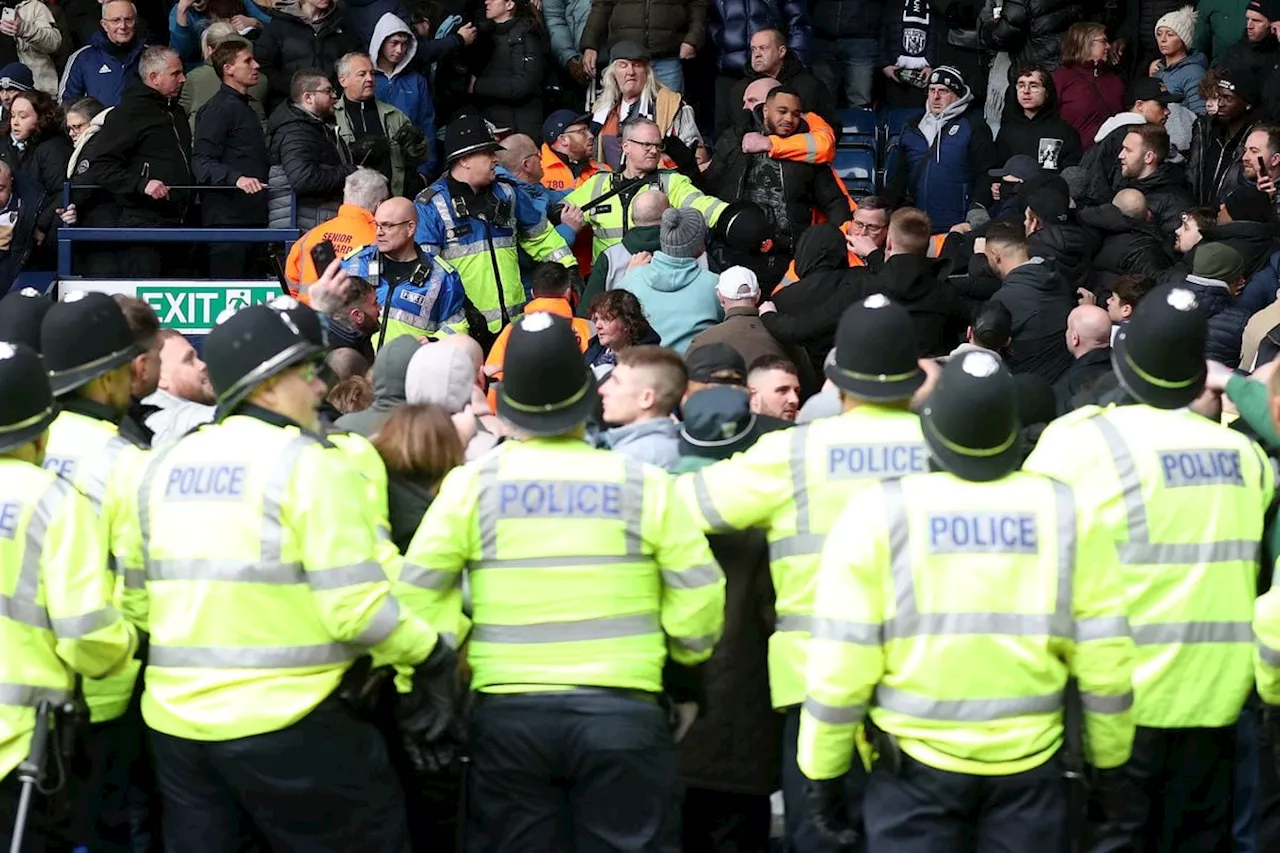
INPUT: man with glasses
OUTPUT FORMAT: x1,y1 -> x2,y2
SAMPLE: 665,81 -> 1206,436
266,68 -> 355,230
341,196 -> 470,345
994,66 -> 1082,171
59,0 -> 147,106
541,109 -> 605,272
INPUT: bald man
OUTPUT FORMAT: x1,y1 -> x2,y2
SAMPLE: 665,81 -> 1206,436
743,77 -> 782,111
496,132 -> 583,248
580,189 -> 682,312
1079,187 -> 1173,293
1054,304 -> 1115,413
499,134 -> 544,184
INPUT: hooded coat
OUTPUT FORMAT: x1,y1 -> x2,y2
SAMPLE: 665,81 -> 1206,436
988,256 -> 1073,383
1188,113 -> 1255,208
979,0 -> 1082,72
333,336 -> 420,436
891,91 -> 996,231
1116,162 -> 1195,237
1077,203 -> 1175,292
1181,272 -> 1249,368
866,253 -> 967,358
371,13 -> 436,176
1051,61 -> 1126,151
995,71 -> 1082,169
1027,215 -> 1100,287
467,17 -> 547,139
725,50 -> 836,131
617,251 -> 723,353
1154,51 -> 1207,115
254,0 -> 361,105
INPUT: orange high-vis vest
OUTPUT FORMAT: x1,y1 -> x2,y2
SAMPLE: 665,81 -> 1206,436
285,205 -> 377,304
485,296 -> 592,410
774,214 -> 868,295
540,144 -> 608,276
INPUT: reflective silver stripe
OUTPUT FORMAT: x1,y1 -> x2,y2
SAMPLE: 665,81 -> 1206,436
691,470 -> 729,531
1080,690 -> 1134,714
701,198 -> 729,222
1050,480 -> 1076,640
673,632 -> 718,654
1259,641 -> 1280,666
471,612 -> 661,644
622,460 -> 646,556
308,561 -> 385,591
522,216 -> 552,238
149,643 -> 358,668
476,454 -> 502,560
479,302 -> 525,324
662,563 -> 721,589
137,443 -> 180,573
147,559 -> 302,585
543,245 -> 573,263
1075,616 -> 1132,642
16,477 -> 75,604
468,555 -> 655,571
401,563 -> 461,589
790,428 -> 810,536
80,435 -> 130,513
803,134 -> 817,162
352,597 -> 400,647
875,684 -> 1063,721
121,567 -> 146,591
776,613 -> 815,633
1131,621 -> 1253,645
440,235 -> 518,261
1118,539 -> 1259,566
1091,416 -> 1149,541
803,696 -> 865,725
261,436 -> 314,564
884,611 -> 1065,641
439,631 -> 458,648
812,617 -> 880,645
0,683 -> 70,707
769,533 -> 825,561
387,306 -> 445,333
51,606 -> 118,638
0,594 -> 50,629
883,479 -> 913,619
595,226 -> 626,239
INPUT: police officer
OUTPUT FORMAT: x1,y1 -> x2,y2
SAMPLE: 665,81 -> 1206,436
38,292 -> 152,851
1025,284 -> 1274,853
414,115 -> 576,335
0,287 -> 52,349
0,341 -> 138,850
564,116 -> 729,261
117,303 -> 459,852
675,294 -> 929,853
402,311 -> 725,851
798,349 -> 1138,851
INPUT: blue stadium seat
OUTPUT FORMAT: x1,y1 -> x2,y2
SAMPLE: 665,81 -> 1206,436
882,143 -> 905,192
833,148 -> 876,196
837,107 -> 877,151
881,107 -> 924,150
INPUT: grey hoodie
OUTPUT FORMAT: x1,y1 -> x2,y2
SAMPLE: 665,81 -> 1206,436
600,418 -> 682,470
334,336 -> 421,436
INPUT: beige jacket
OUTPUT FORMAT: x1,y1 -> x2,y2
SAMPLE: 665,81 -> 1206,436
13,0 -> 61,96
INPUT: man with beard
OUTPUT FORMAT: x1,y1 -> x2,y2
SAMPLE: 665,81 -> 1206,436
995,64 -> 1082,171
333,52 -> 423,198
1078,77 -> 1178,211
266,68 -> 355,230
705,86 -> 849,288
1220,0 -> 1280,87
322,273 -> 382,362
142,329 -> 217,444
747,354 -> 801,421
1115,122 -> 1194,235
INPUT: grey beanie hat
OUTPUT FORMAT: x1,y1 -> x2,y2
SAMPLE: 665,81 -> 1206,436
660,207 -> 706,259
405,342 -> 475,414
1060,166 -> 1088,203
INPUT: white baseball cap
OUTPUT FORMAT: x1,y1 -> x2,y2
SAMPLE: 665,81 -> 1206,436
716,266 -> 760,300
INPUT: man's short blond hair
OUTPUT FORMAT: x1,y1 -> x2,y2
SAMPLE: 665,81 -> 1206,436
615,345 -> 688,415
888,207 -> 933,255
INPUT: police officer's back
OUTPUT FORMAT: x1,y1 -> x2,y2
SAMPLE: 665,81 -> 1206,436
403,311 -> 725,851
799,350 -> 1137,852
1025,284 -> 1274,853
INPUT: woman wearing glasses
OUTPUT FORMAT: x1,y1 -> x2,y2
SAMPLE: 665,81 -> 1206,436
1052,22 -> 1125,151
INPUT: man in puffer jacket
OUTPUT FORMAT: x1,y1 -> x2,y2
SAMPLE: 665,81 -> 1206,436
1079,189 -> 1175,293
976,0 -> 1082,74
266,68 -> 355,229
254,0 -> 360,109
579,0 -> 708,92
1179,242 -> 1251,367
1024,183 -> 1099,286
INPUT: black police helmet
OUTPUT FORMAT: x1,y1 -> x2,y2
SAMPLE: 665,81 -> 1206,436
1112,283 -> 1207,410
496,312 -> 598,435
444,113 -> 502,164
204,303 -> 326,416
0,341 -> 56,452
921,350 -> 1022,482
824,294 -> 924,401
0,288 -> 53,352
41,292 -> 143,397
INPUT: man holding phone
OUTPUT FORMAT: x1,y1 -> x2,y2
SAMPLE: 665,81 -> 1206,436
1243,125 -> 1280,203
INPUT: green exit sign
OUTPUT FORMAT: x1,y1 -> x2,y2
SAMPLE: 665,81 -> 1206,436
136,284 -> 282,333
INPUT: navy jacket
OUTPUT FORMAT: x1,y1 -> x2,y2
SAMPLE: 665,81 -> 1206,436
193,84 -> 270,226
891,105 -> 995,231
708,0 -> 809,74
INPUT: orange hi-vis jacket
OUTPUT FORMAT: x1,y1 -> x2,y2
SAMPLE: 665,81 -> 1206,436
285,205 -> 377,304
485,296 -> 592,410
540,144 -> 608,276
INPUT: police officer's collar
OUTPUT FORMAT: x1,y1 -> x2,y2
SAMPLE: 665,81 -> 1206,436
59,394 -> 123,425
231,402 -> 325,438
447,175 -> 485,204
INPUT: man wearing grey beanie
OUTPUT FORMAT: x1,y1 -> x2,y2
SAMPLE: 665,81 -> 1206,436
616,208 -> 724,353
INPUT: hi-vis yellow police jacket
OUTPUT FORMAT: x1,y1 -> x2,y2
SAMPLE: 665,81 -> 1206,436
0,458 -> 137,780
799,472 -> 1136,780
118,413 -> 441,741
676,405 -> 927,708
402,436 -> 724,693
43,404 -> 147,724
1025,404 -> 1273,729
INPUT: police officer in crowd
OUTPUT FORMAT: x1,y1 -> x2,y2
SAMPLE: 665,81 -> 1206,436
116,301 -> 460,852
0,287 -> 52,350
403,311 -> 725,850
0,341 -> 138,850
798,349 -> 1138,850
676,294 -> 930,852
38,292 -> 153,850
1026,284 -> 1275,852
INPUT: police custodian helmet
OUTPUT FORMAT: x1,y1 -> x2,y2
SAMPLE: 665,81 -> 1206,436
0,341 -> 57,452
824,294 -> 925,402
40,291 -> 143,397
204,302 -> 326,416
497,312 -> 598,436
921,350 -> 1022,482
1112,283 -> 1207,410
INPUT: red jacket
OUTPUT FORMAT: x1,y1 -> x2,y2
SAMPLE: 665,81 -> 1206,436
1052,63 -> 1126,151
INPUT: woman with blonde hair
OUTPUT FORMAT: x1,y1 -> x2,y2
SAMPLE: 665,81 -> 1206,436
371,403 -> 466,552
1052,22 -> 1125,150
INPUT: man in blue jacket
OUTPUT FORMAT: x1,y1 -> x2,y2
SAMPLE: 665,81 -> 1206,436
59,0 -> 148,106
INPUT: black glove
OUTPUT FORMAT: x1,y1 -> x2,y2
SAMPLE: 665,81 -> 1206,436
350,136 -> 391,167
804,777 -> 860,850
661,135 -> 701,182
395,639 -> 463,776
393,123 -> 432,164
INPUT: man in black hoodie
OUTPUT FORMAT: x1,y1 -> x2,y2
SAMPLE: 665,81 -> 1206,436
74,45 -> 191,276
1024,182 -> 1098,286
1189,71 -> 1260,208
1079,188 -> 1175,293
995,64 -> 1082,171
984,219 -> 1073,382
1222,0 -> 1280,85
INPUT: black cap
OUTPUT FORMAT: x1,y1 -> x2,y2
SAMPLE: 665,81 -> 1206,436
921,350 -> 1021,482
0,341 -> 56,452
542,109 -> 591,146
1249,0 -> 1280,23
685,343 -> 747,385
1027,187 -> 1069,224
611,40 -> 651,62
1217,70 -> 1261,107
989,154 -> 1041,181
679,386 -> 762,460
1128,77 -> 1180,105
0,287 -> 53,351
825,295 -> 924,401
497,312 -> 598,435
40,291 -> 143,396
1112,283 -> 1207,409
444,113 -> 502,164
204,303 -> 326,415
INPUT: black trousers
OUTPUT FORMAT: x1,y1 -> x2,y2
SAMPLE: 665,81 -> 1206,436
465,692 -> 679,853
0,768 -> 69,853
149,696 -> 412,853
863,752 -> 1068,853
1088,725 -> 1236,853
67,710 -> 155,853
681,788 -> 771,853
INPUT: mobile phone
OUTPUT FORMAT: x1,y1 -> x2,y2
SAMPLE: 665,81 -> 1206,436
2,9 -> 17,23
310,239 -> 337,275
1259,156 -> 1269,180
